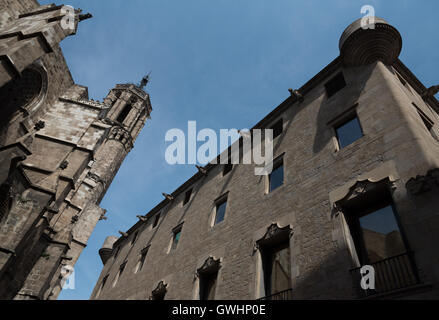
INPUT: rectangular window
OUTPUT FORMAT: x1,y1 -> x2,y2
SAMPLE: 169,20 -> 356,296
269,158 -> 284,193
223,164 -> 233,176
152,213 -> 160,228
116,104 -> 132,123
325,72 -> 346,98
96,274 -> 109,298
172,225 -> 183,250
136,246 -> 150,273
335,115 -> 363,149
262,242 -> 292,297
271,119 -> 283,139
215,198 -> 228,225
413,104 -> 436,140
113,261 -> 127,287
344,189 -> 419,296
199,272 -> 218,300
131,232 -> 138,246
113,246 -> 120,259
183,189 -> 192,206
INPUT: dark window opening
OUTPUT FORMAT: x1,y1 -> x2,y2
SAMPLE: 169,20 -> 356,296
172,225 -> 183,250
131,232 -> 138,246
116,104 -> 132,124
199,272 -> 218,300
113,261 -> 127,287
325,72 -> 346,98
152,213 -> 160,228
269,159 -> 284,193
223,163 -> 233,176
96,274 -> 109,298
261,242 -> 292,298
335,115 -> 363,149
138,246 -> 150,272
343,184 -> 420,296
183,189 -> 192,206
271,119 -> 283,139
215,198 -> 228,225
113,246 -> 120,259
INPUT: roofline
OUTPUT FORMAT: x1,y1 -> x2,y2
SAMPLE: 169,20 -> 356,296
112,56 -> 439,248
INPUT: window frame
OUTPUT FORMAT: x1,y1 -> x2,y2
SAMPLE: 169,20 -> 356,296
214,196 -> 228,226
324,72 -> 347,98
333,113 -> 364,150
267,156 -> 284,193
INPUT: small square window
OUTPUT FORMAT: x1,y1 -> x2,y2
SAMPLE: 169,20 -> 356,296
152,213 -> 160,228
325,72 -> 346,98
215,198 -> 228,225
335,115 -> 363,149
172,225 -> 183,250
269,159 -> 284,193
223,164 -> 233,176
271,119 -> 283,139
183,189 -> 192,206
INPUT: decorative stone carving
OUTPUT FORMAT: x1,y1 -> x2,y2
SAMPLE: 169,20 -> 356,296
118,231 -> 128,238
162,193 -> 174,201
288,88 -> 304,102
108,126 -> 134,151
406,168 -> 439,195
255,223 -> 292,251
422,85 -> 439,100
197,257 -> 221,276
151,281 -> 167,300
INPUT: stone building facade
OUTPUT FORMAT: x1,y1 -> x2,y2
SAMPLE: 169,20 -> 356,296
92,18 -> 439,300
0,1 -> 152,300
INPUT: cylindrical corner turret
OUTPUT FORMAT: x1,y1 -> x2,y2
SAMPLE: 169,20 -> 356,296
99,236 -> 119,265
339,17 -> 402,67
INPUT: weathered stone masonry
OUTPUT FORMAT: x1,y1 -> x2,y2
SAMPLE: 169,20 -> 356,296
0,1 -> 152,300
92,18 -> 439,300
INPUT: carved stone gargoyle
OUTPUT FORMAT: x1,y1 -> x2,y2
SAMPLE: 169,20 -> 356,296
197,257 -> 221,276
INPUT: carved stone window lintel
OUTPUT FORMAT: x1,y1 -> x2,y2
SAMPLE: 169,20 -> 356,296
196,257 -> 221,277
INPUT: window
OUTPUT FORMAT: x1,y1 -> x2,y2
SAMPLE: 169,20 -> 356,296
152,213 -> 160,228
325,72 -> 346,98
341,182 -> 419,296
262,242 -> 292,298
269,158 -> 284,193
214,198 -> 228,225
183,189 -> 192,206
113,261 -> 127,287
95,275 -> 108,298
223,163 -> 233,176
199,272 -> 218,300
113,246 -> 120,259
171,224 -> 183,250
346,199 -> 408,265
270,119 -> 283,139
413,104 -> 437,140
131,232 -> 138,246
335,115 -> 363,149
136,246 -> 150,273
116,104 -> 132,124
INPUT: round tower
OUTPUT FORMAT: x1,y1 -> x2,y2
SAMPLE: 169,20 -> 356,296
339,17 -> 402,67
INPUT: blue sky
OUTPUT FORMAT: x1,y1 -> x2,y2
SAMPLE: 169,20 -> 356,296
38,0 -> 439,300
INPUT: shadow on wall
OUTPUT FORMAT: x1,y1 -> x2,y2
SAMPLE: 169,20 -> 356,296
312,63 -> 376,154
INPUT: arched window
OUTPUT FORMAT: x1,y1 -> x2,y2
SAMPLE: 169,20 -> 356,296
116,104 -> 132,124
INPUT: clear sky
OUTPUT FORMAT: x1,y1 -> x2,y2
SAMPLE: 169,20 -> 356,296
38,0 -> 439,300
